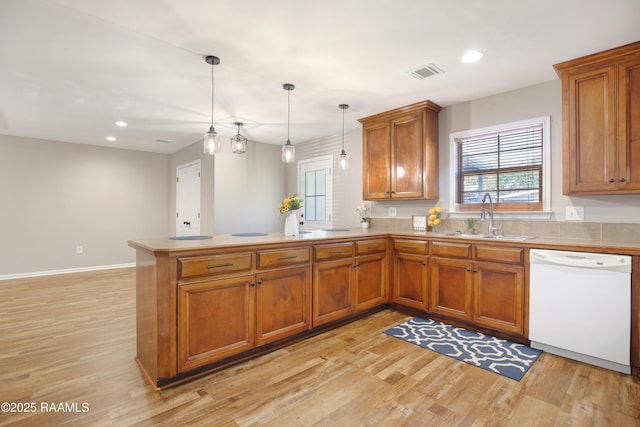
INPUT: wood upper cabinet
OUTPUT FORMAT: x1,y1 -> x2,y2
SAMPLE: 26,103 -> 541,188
555,41 -> 640,194
359,100 -> 441,200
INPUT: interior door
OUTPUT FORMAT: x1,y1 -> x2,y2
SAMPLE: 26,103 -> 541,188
176,160 -> 201,236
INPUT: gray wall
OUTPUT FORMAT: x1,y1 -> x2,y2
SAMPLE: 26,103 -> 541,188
363,79 -> 640,223
0,134 -> 170,276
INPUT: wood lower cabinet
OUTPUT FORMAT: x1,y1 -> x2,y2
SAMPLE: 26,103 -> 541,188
313,240 -> 389,326
178,275 -> 255,371
178,247 -> 311,373
430,257 -> 472,321
255,266 -> 311,345
555,41 -> 640,195
313,257 -> 355,326
429,242 -> 525,335
355,239 -> 388,311
392,239 -> 429,310
355,253 -> 387,311
473,262 -> 524,334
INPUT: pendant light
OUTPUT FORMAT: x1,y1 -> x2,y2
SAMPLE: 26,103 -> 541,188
231,122 -> 247,154
203,55 -> 220,155
338,104 -> 349,170
282,83 -> 295,163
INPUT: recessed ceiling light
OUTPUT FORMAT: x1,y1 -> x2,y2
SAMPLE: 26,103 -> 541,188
106,136 -> 117,142
461,50 -> 484,64
115,121 -> 128,127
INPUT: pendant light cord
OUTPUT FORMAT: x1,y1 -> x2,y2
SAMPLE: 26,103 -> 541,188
287,89 -> 291,142
210,61 -> 214,128
341,107 -> 345,150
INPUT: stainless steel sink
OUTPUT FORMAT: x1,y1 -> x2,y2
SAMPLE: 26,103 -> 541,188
480,234 -> 535,241
431,232 -> 534,241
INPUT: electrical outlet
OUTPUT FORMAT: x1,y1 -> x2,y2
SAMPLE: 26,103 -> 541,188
565,206 -> 584,221
76,245 -> 84,254
388,207 -> 397,217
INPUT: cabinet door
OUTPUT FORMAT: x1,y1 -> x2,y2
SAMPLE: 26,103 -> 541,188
362,120 -> 391,199
355,253 -> 387,312
392,253 -> 428,310
255,266 -> 311,345
391,111 -> 424,199
473,262 -> 524,334
430,258 -> 472,321
564,65 -> 617,194
178,275 -> 255,372
618,56 -> 640,192
313,258 -> 355,326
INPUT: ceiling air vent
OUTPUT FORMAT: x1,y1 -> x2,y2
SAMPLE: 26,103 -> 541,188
410,63 -> 444,79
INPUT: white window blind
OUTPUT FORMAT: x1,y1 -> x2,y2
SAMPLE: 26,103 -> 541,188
455,123 -> 543,211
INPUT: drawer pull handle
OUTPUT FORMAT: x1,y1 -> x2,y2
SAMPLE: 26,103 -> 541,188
400,245 -> 417,249
368,245 -> 380,249
329,249 -> 345,254
277,255 -> 298,260
207,263 -> 234,269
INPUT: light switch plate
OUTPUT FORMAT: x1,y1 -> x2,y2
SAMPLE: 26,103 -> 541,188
565,206 -> 584,221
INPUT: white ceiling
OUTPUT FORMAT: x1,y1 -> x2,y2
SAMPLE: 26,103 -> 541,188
1,0 -> 639,154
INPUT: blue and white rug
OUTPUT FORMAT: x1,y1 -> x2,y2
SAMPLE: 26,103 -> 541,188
384,317 -> 542,381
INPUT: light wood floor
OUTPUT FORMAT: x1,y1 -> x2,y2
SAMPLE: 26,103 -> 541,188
1,268 -> 639,426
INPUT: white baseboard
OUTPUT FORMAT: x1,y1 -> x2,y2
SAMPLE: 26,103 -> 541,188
0,263 -> 136,281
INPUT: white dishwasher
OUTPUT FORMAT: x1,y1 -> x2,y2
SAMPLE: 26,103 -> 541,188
529,249 -> 631,374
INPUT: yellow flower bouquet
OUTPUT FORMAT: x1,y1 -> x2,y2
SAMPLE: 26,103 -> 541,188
428,206 -> 442,228
279,193 -> 303,214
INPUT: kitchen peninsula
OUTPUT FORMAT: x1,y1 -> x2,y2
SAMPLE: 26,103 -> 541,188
129,228 -> 640,389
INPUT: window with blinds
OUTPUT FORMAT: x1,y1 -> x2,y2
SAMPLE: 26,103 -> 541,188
455,123 -> 543,211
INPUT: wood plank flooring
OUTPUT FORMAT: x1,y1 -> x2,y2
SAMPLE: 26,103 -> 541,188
0,268 -> 639,426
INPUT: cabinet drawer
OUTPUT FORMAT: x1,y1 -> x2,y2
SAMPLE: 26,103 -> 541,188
431,241 -> 471,259
474,245 -> 524,265
179,252 -> 253,279
356,239 -> 388,255
393,239 -> 428,255
314,242 -> 354,260
257,247 -> 310,269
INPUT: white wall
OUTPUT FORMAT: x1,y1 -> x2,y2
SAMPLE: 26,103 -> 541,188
213,140 -> 285,234
0,134 -> 170,276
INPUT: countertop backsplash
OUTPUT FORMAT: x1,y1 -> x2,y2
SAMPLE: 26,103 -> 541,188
372,217 -> 640,243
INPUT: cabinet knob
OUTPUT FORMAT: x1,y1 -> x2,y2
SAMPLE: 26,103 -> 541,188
473,269 -> 478,273
609,178 -> 615,183
620,177 -> 626,182
250,282 -> 256,287
466,268 -> 471,272
257,279 -> 263,285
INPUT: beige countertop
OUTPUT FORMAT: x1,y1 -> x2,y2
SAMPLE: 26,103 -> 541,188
128,226 -> 640,256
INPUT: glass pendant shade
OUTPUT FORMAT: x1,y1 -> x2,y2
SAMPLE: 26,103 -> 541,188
339,149 -> 349,170
282,140 -> 295,163
231,122 -> 247,154
203,126 -> 220,155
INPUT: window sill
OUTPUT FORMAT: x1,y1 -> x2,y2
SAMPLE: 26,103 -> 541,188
446,211 -> 553,221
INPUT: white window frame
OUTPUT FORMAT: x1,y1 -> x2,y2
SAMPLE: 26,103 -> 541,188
298,155 -> 333,229
448,116 -> 552,220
